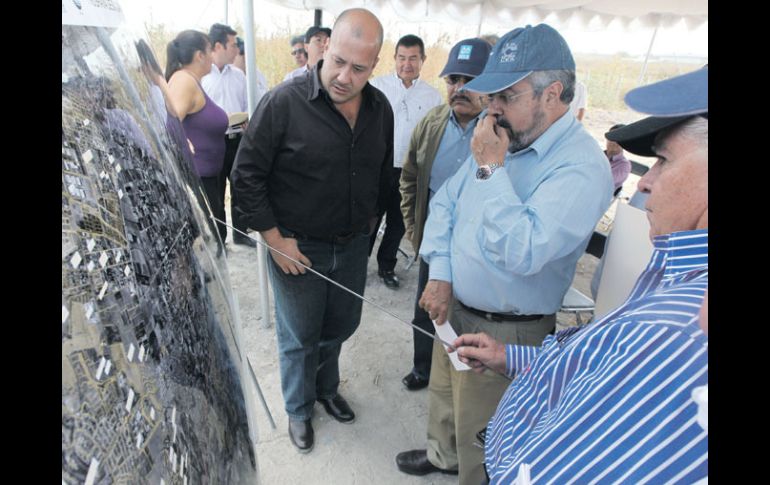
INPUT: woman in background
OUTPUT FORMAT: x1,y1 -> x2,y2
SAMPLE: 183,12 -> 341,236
165,30 -> 229,246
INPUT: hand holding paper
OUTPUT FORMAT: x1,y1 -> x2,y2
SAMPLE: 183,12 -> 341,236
432,320 -> 470,371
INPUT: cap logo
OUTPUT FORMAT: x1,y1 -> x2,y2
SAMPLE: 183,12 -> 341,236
458,45 -> 472,60
499,41 -> 518,63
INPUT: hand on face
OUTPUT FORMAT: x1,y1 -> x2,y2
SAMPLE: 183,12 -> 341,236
471,114 -> 509,166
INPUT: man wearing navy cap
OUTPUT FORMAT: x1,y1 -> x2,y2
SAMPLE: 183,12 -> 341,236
397,38 -> 491,391
397,25 -> 613,483
453,67 -> 708,483
284,26 -> 332,81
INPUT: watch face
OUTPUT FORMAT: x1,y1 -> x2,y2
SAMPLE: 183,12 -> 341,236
476,165 -> 492,180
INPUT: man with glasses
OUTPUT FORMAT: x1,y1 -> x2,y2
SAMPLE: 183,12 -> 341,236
397,38 -> 490,393
284,26 -> 331,82
369,35 -> 442,290
396,25 -> 612,483
290,35 -> 307,68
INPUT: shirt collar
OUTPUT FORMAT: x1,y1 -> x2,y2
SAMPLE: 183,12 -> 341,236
210,63 -> 230,75
448,107 -> 482,131
394,71 -> 420,89
651,228 -> 708,277
525,109 -> 574,158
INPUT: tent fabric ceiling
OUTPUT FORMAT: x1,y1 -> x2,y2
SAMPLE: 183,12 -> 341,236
268,1 -> 707,29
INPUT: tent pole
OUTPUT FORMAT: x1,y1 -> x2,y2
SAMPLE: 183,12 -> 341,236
637,22 -> 659,86
241,0 -> 272,335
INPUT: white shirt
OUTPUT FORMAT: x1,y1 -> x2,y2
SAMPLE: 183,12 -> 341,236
202,64 -> 269,134
369,73 -> 442,168
570,80 -> 587,117
283,65 -> 308,82
202,63 -> 248,114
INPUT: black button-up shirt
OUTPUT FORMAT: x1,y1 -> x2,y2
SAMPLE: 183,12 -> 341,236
232,61 -> 394,240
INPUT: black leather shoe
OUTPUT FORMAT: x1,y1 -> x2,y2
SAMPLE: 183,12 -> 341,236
288,418 -> 314,453
396,449 -> 458,476
402,372 -> 429,391
317,394 -> 355,423
233,234 -> 257,247
378,269 -> 400,289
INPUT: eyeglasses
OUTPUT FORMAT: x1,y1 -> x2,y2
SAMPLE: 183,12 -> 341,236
291,48 -> 306,56
481,90 -> 534,107
444,74 -> 474,85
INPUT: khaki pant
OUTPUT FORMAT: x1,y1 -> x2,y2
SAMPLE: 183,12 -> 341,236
426,301 -> 555,485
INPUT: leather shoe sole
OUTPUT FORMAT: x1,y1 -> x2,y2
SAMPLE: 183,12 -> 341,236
288,419 -> 314,453
402,372 -> 429,391
396,449 -> 458,476
318,395 -> 355,424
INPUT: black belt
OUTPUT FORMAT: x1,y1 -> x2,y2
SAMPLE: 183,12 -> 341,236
226,132 -> 243,140
281,228 -> 362,245
459,301 -> 543,322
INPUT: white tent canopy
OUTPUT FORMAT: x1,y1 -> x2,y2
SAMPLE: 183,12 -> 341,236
264,1 -> 707,30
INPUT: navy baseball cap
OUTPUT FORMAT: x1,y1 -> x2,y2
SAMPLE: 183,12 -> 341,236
305,26 -> 331,43
463,24 -> 575,94
606,67 -> 708,157
439,38 -> 492,78
625,66 -> 708,117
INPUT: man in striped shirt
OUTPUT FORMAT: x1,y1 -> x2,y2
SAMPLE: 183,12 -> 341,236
454,67 -> 708,483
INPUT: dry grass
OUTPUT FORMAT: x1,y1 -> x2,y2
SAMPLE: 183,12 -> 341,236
144,24 -> 702,113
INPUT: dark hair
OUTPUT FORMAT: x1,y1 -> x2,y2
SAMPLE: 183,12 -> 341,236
480,34 -> 499,46
395,34 -> 425,58
165,30 -> 210,81
208,23 -> 237,49
290,35 -> 305,46
236,37 -> 245,56
135,39 -> 162,77
609,123 -> 626,132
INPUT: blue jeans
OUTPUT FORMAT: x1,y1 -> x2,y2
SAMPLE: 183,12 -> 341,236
267,232 -> 369,420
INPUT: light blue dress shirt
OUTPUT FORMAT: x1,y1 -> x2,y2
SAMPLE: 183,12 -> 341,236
428,110 -> 482,199
420,111 -> 613,314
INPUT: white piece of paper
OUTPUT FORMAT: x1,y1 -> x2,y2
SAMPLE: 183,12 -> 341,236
432,320 -> 471,371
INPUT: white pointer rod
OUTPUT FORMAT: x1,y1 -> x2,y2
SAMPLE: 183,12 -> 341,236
212,217 -> 512,381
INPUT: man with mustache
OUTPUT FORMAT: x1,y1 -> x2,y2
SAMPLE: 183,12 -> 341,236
231,8 -> 392,453
396,25 -> 613,483
369,35 -> 442,290
397,37 -> 491,393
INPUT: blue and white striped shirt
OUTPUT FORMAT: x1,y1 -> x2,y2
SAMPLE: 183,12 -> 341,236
486,229 -> 708,484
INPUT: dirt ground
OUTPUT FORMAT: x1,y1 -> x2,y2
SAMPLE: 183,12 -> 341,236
225,109 -> 645,484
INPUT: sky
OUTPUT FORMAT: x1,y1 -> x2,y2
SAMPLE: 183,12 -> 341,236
119,0 -> 708,59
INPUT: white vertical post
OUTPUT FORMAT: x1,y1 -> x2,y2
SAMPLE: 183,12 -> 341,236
638,22 -> 659,86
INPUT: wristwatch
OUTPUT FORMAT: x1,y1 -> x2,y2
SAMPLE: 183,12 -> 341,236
476,163 -> 501,180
